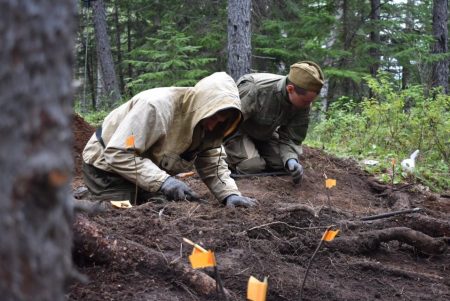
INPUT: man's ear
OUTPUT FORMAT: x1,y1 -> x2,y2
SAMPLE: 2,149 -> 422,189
286,84 -> 295,94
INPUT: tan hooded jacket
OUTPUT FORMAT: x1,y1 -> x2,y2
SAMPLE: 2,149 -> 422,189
82,72 -> 242,201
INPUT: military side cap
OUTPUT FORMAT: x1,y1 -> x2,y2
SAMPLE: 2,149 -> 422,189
288,61 -> 324,93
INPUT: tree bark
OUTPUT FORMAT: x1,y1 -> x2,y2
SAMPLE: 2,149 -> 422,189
0,0 -> 76,299
92,0 -> 121,107
401,0 -> 415,90
113,0 -> 125,94
431,0 -> 449,93
320,0 -> 343,116
127,4 -> 133,83
227,0 -> 252,81
95,62 -> 104,108
369,0 -> 381,77
88,45 -> 96,109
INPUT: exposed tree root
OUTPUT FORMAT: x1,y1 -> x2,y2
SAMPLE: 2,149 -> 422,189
348,260 -> 445,281
316,206 -> 354,218
339,214 -> 450,238
388,191 -> 411,209
276,203 -> 354,219
276,204 -> 319,217
73,214 -> 230,299
367,178 -> 391,193
326,227 -> 447,255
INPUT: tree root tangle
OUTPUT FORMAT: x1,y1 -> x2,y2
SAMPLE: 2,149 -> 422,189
339,213 -> 450,238
72,214 -> 230,299
326,226 -> 447,255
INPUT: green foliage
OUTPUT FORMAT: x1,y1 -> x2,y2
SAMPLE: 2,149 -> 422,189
74,106 -> 109,127
124,23 -> 216,93
307,72 -> 450,191
324,68 -> 367,83
252,1 -> 336,71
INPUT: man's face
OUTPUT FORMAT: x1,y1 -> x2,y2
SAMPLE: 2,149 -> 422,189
201,111 -> 230,132
287,84 -> 318,109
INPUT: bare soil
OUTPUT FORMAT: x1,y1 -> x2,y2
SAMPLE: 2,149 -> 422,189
68,115 -> 450,301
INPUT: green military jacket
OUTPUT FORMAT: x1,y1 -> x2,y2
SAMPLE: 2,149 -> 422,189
237,73 -> 310,166
83,72 -> 242,202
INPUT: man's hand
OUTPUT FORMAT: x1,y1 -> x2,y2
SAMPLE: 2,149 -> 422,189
286,159 -> 304,184
225,194 -> 258,208
160,177 -> 200,201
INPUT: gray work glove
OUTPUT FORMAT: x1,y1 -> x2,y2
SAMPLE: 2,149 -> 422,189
225,194 -> 258,208
286,159 -> 304,184
160,177 -> 200,201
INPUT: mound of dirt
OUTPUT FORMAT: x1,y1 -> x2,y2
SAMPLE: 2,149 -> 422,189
72,114 -> 94,177
69,116 -> 450,301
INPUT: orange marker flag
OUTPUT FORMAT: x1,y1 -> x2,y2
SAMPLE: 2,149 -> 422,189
183,238 -> 216,269
325,178 -> 336,189
247,276 -> 268,301
322,229 -> 340,242
125,134 -> 135,149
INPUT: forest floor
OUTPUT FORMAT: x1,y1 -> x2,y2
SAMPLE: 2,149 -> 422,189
68,114 -> 450,301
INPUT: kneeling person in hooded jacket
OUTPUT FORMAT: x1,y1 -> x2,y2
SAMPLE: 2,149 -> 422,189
82,72 -> 257,208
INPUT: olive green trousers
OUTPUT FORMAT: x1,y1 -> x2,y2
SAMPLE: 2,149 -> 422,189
82,162 -> 165,203
223,132 -> 284,173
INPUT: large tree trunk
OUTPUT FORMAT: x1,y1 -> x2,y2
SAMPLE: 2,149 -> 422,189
431,0 -> 449,94
96,62 -> 104,108
113,0 -> 125,94
227,0 -> 252,81
401,0 -> 415,90
320,0 -> 343,116
127,4 -> 133,88
92,0 -> 121,107
0,0 -> 76,300
369,0 -> 381,77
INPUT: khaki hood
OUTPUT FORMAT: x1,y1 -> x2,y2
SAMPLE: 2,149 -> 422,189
165,72 -> 242,153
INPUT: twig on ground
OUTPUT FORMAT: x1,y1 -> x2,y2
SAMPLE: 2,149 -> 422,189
188,204 -> 201,218
174,280 -> 200,301
169,243 -> 183,265
299,225 -> 335,301
155,243 -> 169,265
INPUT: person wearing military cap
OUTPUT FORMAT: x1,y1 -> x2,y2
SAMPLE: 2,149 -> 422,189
223,61 -> 324,184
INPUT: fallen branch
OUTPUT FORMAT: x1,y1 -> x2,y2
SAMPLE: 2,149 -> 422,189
73,215 -> 230,298
326,227 -> 447,255
359,208 -> 421,221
